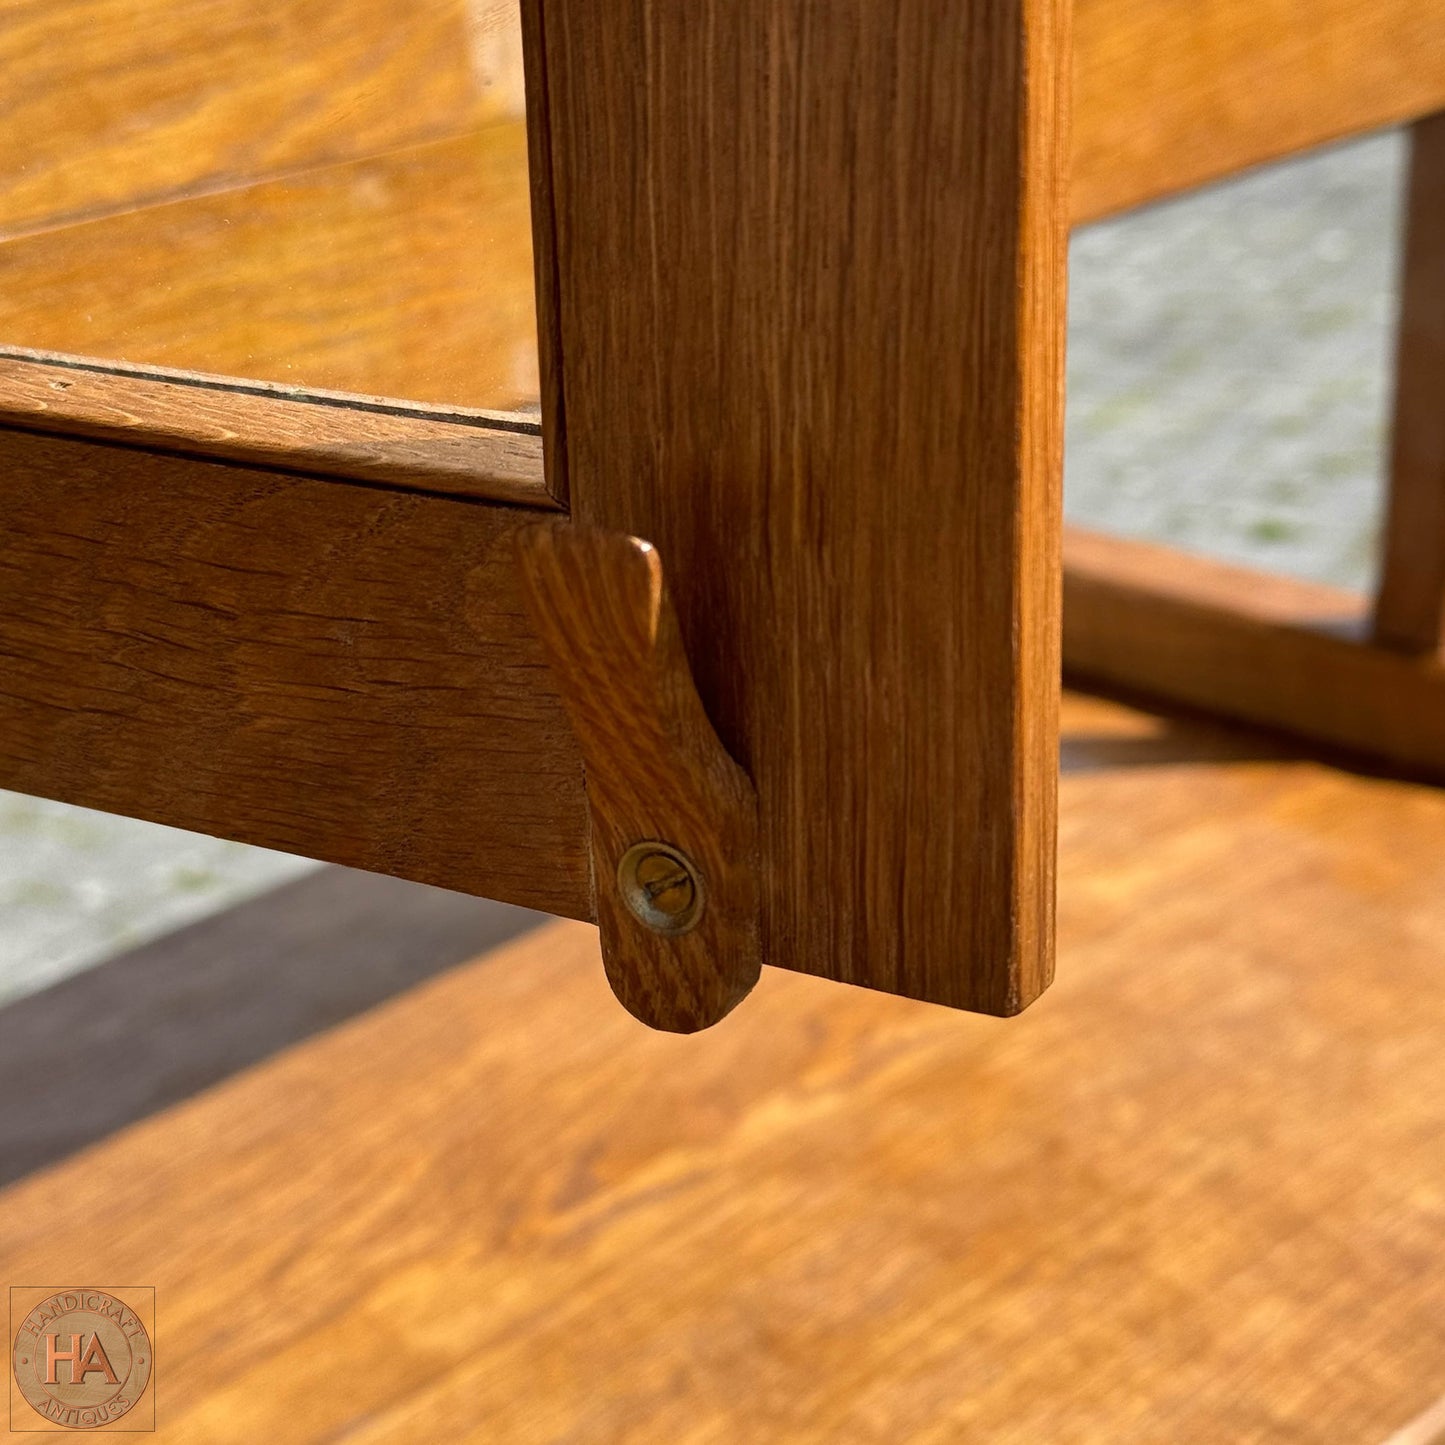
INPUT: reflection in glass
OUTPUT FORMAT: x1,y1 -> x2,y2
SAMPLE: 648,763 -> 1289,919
0,1 -> 538,411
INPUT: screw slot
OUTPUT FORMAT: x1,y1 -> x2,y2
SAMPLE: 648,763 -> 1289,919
617,841 -> 705,935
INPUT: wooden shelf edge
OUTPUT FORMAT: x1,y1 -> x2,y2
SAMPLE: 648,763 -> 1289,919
1063,525 -> 1445,782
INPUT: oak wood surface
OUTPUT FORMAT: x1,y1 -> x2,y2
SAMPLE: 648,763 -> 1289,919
0,0 -> 524,239
0,349 -> 550,506
0,428 -> 589,918
1064,526 -> 1445,780
3,691 -> 1445,1442
517,524 -> 761,1032
1072,0 -> 1445,222
1375,112 -> 1445,659
525,0 -> 1070,1015
0,127 -> 540,411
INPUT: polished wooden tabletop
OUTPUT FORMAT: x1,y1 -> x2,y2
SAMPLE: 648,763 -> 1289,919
2,691 -> 1444,1442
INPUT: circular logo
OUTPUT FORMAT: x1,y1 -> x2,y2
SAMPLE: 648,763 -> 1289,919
12,1290 -> 152,1431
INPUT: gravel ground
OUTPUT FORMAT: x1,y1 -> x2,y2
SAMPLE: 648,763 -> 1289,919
0,798 -> 314,1006
0,130 -> 1406,1003
1067,129 -> 1403,589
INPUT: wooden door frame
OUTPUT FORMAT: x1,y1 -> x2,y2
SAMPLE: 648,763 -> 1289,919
0,0 -> 1072,1029
8,0 -> 1445,1040
9,2 -> 1440,1029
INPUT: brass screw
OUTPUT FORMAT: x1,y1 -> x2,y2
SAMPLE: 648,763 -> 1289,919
617,841 -> 705,935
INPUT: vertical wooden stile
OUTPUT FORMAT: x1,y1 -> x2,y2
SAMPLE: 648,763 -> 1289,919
521,0 -> 1071,1013
1376,111 -> 1445,659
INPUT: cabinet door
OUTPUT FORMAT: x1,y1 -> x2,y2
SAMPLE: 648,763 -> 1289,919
0,0 -> 1069,1027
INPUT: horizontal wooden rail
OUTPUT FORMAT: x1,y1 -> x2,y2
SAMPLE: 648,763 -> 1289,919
0,427 -> 589,917
1072,0 -> 1445,222
0,350 -> 551,508
1064,527 -> 1445,780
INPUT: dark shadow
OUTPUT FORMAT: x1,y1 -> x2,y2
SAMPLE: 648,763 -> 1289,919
1061,676 -> 1444,786
1060,726 -> 1291,774
0,867 -> 552,1187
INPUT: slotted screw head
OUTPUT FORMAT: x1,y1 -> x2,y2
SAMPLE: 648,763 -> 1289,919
617,841 -> 705,935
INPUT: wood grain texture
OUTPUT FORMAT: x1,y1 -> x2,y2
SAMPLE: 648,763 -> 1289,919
5,691 -> 1445,1441
525,0 -> 1070,1015
0,0 -> 523,239
0,428 -> 589,917
1375,112 -> 1445,659
0,127 -> 540,411
0,350 -> 550,506
1071,0 -> 1445,223
1065,526 -> 1445,780
517,524 -> 760,1032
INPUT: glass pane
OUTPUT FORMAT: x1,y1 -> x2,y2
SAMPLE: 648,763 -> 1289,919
1066,131 -> 1404,592
0,0 -> 538,413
